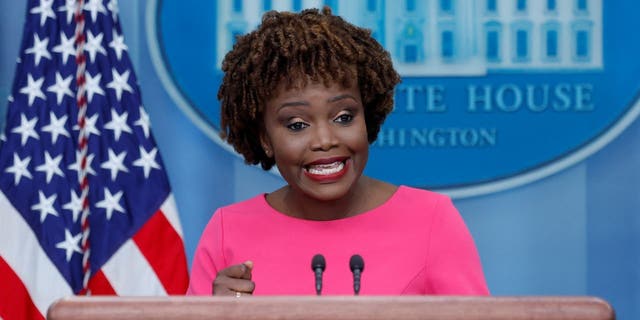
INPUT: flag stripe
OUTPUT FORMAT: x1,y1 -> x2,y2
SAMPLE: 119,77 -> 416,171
0,192 -> 73,316
101,239 -> 167,295
160,194 -> 184,238
133,208 -> 189,294
87,270 -> 117,295
0,257 -> 44,320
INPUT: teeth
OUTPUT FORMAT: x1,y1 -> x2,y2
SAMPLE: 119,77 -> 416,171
307,161 -> 344,175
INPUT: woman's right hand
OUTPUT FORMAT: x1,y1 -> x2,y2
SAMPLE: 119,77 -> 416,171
212,260 -> 255,296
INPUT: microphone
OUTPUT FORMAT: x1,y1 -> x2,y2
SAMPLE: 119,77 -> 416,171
349,254 -> 364,295
311,254 -> 326,295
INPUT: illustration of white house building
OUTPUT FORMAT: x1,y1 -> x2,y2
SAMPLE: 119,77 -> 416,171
216,0 -> 602,77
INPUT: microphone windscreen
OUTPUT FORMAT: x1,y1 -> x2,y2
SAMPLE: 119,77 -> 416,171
311,254 -> 326,271
349,254 -> 364,272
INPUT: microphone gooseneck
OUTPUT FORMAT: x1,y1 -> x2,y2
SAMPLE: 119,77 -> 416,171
349,254 -> 364,295
311,254 -> 326,296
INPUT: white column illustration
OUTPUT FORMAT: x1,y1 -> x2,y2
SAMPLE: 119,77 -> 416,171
215,0 -> 602,73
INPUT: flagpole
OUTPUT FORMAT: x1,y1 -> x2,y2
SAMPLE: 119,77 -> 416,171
73,0 -> 92,294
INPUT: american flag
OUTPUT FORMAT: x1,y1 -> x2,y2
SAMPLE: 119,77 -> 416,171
0,1 -> 189,319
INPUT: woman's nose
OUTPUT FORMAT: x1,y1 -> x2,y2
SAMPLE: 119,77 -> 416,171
310,123 -> 338,151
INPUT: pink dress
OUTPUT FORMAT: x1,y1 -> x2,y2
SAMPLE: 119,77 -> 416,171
187,186 -> 489,295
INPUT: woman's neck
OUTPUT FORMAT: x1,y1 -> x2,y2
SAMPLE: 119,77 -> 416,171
272,177 -> 393,221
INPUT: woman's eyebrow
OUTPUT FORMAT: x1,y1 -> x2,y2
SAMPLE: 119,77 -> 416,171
278,100 -> 309,111
278,94 -> 358,110
328,94 -> 358,103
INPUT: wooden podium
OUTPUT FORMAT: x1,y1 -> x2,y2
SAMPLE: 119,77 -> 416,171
47,296 -> 614,320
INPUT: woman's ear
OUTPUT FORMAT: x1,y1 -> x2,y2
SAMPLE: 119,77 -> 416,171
260,134 -> 273,158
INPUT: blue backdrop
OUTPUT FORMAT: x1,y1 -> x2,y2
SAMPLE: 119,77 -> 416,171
0,1 -> 637,319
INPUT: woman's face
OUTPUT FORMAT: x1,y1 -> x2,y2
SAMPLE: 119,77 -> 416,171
262,81 -> 369,201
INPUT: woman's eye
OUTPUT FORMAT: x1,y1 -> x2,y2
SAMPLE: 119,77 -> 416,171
335,113 -> 354,123
287,121 -> 309,131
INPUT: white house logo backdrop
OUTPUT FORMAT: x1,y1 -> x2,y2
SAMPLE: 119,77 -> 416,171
148,0 -> 640,198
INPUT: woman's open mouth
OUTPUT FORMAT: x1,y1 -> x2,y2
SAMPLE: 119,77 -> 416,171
306,160 -> 345,175
304,158 -> 349,181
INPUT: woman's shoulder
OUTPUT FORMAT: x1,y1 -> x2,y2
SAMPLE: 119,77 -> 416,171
352,178 -> 454,216
393,185 -> 453,208
216,194 -> 271,217
380,185 -> 455,215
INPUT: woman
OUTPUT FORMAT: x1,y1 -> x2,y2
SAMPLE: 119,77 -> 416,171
188,7 -> 489,296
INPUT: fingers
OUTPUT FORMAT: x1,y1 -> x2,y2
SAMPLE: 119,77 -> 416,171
213,276 -> 255,295
212,261 -> 255,296
218,261 -> 253,279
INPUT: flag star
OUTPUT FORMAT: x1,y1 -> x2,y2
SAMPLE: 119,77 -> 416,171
84,0 -> 107,22
84,31 -> 107,63
68,151 -> 97,181
108,30 -> 128,60
96,188 -> 125,220
107,0 -> 119,21
134,106 -> 151,138
31,191 -> 58,223
42,112 -> 70,144
11,114 -> 39,146
104,109 -> 132,141
52,32 -> 76,64
30,0 -> 56,26
25,34 -> 52,66
58,0 -> 77,24
47,72 -> 74,105
19,74 -> 46,106
106,69 -> 133,101
55,229 -> 83,262
36,151 -> 65,183
133,147 -> 161,178
101,149 -> 129,181
84,72 -> 105,103
63,190 -> 84,223
73,113 -> 101,137
5,153 -> 32,185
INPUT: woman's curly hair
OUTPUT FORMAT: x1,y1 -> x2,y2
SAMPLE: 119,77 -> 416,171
218,6 -> 401,170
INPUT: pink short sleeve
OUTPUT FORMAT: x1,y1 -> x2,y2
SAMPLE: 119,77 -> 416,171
425,196 -> 489,295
